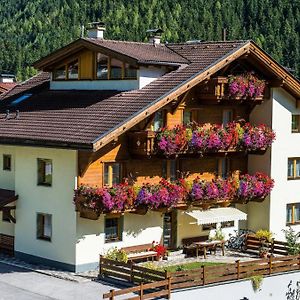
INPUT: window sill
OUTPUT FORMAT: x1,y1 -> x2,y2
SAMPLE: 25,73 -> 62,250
37,237 -> 51,242
37,183 -> 52,187
105,238 -> 122,244
287,177 -> 300,181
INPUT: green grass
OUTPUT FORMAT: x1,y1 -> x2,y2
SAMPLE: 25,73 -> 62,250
163,261 -> 224,273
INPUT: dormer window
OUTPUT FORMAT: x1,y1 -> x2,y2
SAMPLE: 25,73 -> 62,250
96,53 -> 109,79
96,53 -> 137,80
53,59 -> 79,80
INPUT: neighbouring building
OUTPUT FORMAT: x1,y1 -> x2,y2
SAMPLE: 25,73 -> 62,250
0,74 -> 16,95
0,24 -> 299,272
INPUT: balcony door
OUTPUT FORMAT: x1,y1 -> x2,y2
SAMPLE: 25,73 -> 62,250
163,211 -> 177,249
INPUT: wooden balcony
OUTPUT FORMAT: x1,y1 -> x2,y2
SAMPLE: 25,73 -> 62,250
197,76 -> 270,102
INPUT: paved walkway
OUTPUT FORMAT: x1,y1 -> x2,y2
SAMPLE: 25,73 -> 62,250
0,262 -> 115,300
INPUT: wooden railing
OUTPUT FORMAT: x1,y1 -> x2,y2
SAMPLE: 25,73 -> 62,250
102,255 -> 300,299
245,235 -> 289,256
99,256 -> 167,284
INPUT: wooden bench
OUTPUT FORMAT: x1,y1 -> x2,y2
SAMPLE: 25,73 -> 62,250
0,234 -> 14,255
121,244 -> 157,262
182,236 -> 211,256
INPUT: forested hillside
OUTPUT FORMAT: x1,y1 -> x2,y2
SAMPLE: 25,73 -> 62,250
0,0 -> 299,80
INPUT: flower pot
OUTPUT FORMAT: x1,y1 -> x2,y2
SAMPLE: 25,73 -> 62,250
79,207 -> 100,220
219,200 -> 231,207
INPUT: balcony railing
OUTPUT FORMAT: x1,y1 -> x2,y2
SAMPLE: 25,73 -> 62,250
128,121 -> 275,157
74,173 -> 274,220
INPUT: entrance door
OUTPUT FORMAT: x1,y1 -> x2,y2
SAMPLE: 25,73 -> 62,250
163,211 -> 177,249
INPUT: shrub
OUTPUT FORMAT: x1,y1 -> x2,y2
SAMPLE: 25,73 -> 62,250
255,229 -> 273,242
250,275 -> 263,292
282,226 -> 300,255
104,247 -> 128,263
211,228 -> 225,241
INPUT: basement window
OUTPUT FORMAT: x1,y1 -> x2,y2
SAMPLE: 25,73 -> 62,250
37,213 -> 52,241
37,159 -> 53,186
286,203 -> 300,225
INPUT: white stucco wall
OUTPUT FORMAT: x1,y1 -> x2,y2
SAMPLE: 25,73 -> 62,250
269,88 -> 300,240
14,146 -> 77,267
0,145 -> 16,236
139,66 -> 167,89
172,270 -> 300,300
76,211 -> 163,268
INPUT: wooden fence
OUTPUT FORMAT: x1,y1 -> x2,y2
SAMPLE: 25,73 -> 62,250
102,255 -> 300,299
245,235 -> 289,256
99,256 -> 167,284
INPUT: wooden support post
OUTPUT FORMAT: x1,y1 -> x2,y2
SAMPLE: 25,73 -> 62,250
298,254 -> 300,270
202,265 -> 206,286
130,261 -> 134,283
140,282 -> 144,300
167,277 -> 172,299
236,260 -> 240,280
270,239 -> 274,255
109,289 -> 114,300
269,255 -> 272,275
99,255 -> 102,277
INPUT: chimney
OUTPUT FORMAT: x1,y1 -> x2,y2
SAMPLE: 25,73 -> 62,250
87,21 -> 106,39
147,29 -> 163,45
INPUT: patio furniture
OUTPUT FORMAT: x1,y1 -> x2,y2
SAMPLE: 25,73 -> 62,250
182,235 -> 209,256
194,240 -> 225,259
121,244 -> 157,262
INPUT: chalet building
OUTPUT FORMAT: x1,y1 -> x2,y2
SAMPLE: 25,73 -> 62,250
0,24 -> 299,272
0,74 -> 16,95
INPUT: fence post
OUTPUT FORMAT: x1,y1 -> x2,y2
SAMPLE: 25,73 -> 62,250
270,239 -> 274,255
140,282 -> 144,300
236,260 -> 240,280
99,255 -> 102,277
167,277 -> 172,299
202,265 -> 206,286
269,255 -> 272,275
298,254 -> 300,270
109,289 -> 114,300
130,261 -> 134,283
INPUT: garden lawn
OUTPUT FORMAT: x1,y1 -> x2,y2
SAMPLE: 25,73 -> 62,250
163,261 -> 223,273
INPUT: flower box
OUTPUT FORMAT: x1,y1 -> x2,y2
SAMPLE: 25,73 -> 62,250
79,207 -> 100,220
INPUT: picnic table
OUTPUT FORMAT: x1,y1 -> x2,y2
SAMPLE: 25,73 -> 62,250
194,240 -> 225,259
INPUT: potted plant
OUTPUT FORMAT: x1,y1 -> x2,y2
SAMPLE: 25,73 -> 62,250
151,241 -> 167,261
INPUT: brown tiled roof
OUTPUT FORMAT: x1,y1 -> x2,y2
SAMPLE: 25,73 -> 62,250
0,41 -> 248,149
84,38 -> 189,65
0,83 -> 17,93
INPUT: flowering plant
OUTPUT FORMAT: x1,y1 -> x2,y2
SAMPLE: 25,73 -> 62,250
237,172 -> 274,202
135,179 -> 187,209
228,72 -> 266,98
156,125 -> 191,156
151,241 -> 167,258
74,181 -> 135,213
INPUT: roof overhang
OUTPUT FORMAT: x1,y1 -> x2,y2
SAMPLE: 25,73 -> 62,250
185,207 -> 247,225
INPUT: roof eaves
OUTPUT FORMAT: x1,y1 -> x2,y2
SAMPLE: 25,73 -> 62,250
91,41 -> 250,151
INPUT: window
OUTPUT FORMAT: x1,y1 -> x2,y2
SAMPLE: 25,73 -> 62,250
292,115 -> 300,133
161,160 -> 177,181
183,110 -> 192,125
221,221 -> 234,228
110,58 -> 122,79
202,223 -> 217,231
53,60 -> 79,80
218,158 -> 230,179
152,111 -> 165,131
104,163 -> 121,187
2,209 -> 12,223
37,159 -> 53,186
3,154 -> 11,171
67,60 -> 79,79
37,213 -> 52,241
288,158 -> 300,179
222,109 -> 233,125
124,63 -> 137,79
53,65 -> 66,80
286,203 -> 300,225
170,160 -> 177,182
105,216 -> 123,242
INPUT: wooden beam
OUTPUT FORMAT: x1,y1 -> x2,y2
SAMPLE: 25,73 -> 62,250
93,43 -> 251,151
171,89 -> 192,114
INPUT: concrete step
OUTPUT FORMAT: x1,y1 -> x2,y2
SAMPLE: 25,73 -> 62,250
166,254 -> 186,261
167,250 -> 183,257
